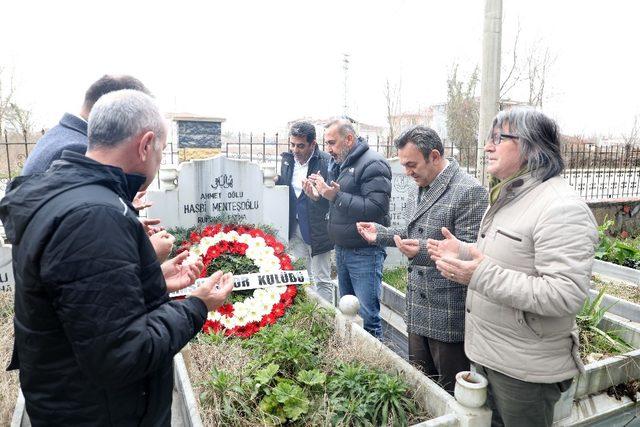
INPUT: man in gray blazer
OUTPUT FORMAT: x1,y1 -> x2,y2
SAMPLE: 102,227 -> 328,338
357,125 -> 488,393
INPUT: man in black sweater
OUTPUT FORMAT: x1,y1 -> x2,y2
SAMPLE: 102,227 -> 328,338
0,89 -> 234,426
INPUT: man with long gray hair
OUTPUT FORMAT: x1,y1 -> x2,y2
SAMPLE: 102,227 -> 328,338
0,90 -> 235,425
428,107 -> 598,426
357,125 -> 488,393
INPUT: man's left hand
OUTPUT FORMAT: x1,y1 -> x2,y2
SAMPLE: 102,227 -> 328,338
393,235 -> 420,258
435,248 -> 484,285
162,251 -> 204,292
133,191 -> 153,211
308,174 -> 340,201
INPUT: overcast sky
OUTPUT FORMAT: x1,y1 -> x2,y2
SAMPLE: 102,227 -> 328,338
2,0 -> 639,136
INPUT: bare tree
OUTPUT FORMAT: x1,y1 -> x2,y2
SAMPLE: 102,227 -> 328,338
499,26 -> 555,108
499,22 -> 522,100
622,115 -> 640,166
9,103 -> 34,140
384,77 -> 402,144
0,66 -> 17,137
446,64 -> 479,167
526,42 -> 554,108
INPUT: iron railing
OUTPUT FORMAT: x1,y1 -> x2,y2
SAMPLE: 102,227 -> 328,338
2,129 -> 639,201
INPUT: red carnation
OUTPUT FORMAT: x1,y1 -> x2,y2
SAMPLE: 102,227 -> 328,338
272,303 -> 286,318
244,322 -> 260,337
202,319 -> 222,334
217,304 -> 234,317
273,242 -> 284,254
190,232 -> 202,243
260,313 -> 278,327
284,285 -> 298,299
264,235 -> 276,247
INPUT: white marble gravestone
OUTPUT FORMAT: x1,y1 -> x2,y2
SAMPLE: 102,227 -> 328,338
146,155 -> 289,241
384,158 -> 417,268
0,244 -> 15,292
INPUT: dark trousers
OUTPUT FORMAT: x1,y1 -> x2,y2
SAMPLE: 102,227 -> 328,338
408,333 -> 469,394
475,364 -> 573,427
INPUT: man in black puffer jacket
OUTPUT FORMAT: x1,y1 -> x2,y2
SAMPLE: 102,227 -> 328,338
308,118 -> 391,337
276,122 -> 333,300
0,90 -> 234,426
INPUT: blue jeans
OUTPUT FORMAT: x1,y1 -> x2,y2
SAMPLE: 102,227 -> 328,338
335,245 -> 386,338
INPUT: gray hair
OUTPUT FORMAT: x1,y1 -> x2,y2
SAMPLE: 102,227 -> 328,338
395,125 -> 444,159
492,107 -> 564,181
88,89 -> 165,149
324,116 -> 357,139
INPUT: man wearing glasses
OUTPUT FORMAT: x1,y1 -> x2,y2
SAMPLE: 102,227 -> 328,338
428,108 -> 598,426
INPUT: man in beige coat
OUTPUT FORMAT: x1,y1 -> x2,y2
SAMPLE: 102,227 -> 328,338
428,108 -> 598,427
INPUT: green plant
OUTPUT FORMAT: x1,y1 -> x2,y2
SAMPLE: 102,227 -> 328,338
577,287 -> 633,359
382,266 -> 408,293
328,362 -> 416,426
207,253 -> 258,276
191,280 -> 427,425
596,219 -> 640,269
259,380 -> 310,425
369,373 -> 416,426
199,368 -> 253,423
245,324 -> 320,376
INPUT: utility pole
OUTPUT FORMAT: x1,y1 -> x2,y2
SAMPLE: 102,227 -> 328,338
342,53 -> 350,116
477,0 -> 502,186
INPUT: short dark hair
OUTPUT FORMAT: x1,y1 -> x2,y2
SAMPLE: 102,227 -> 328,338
83,75 -> 151,112
491,107 -> 564,181
290,121 -> 316,144
395,125 -> 444,160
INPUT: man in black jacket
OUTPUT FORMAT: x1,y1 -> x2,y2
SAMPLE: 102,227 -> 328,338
0,89 -> 234,426
308,118 -> 391,337
276,122 -> 333,300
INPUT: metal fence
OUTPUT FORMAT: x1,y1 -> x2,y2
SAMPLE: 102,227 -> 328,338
220,134 -> 480,177
2,129 -> 640,201
219,133 -> 640,201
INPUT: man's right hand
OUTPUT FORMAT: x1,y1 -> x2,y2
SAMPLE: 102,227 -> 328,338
356,222 -> 377,243
302,178 -> 320,201
150,230 -> 175,262
190,271 -> 234,312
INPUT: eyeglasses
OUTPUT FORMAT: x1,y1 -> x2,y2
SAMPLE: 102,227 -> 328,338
488,133 -> 519,145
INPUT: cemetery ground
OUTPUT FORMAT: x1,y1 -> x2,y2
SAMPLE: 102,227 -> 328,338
0,290 -> 17,425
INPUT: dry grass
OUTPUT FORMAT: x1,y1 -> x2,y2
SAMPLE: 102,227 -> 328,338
592,275 -> 640,304
0,291 -> 18,425
187,337 -> 254,426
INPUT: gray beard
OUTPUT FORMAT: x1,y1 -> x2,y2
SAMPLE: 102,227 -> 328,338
336,146 -> 350,164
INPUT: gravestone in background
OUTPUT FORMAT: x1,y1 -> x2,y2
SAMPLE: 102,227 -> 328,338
146,155 -> 289,241
172,114 -> 225,149
384,158 -> 416,268
0,244 -> 15,291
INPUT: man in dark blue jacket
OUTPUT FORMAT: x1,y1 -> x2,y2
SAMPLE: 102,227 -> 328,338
309,118 -> 391,337
276,122 -> 333,300
21,74 -> 150,176
0,89 -> 234,426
